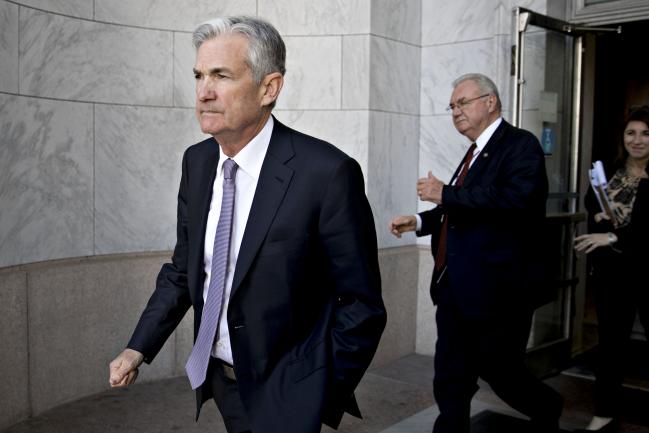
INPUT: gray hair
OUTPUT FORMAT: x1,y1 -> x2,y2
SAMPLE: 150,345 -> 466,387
193,16 -> 286,85
452,73 -> 502,111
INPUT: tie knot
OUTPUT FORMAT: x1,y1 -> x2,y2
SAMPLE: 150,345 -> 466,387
464,143 -> 477,163
223,158 -> 238,180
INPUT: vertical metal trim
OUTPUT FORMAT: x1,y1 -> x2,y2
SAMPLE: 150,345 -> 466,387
563,35 -> 584,339
512,8 -> 523,127
570,36 -> 583,213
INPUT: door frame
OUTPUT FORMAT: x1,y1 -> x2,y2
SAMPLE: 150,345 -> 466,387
511,7 -> 620,374
569,0 -> 649,25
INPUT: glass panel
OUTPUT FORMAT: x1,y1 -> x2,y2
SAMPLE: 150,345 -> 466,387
520,27 -> 575,214
519,24 -> 576,350
528,215 -> 576,348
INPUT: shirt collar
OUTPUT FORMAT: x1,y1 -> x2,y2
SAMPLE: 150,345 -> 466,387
474,116 -> 502,152
217,116 -> 274,180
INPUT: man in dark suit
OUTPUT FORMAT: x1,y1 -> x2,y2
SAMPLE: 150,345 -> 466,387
390,73 -> 563,433
108,16 -> 386,433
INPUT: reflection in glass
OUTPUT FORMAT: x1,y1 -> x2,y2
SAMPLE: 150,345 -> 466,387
520,28 -> 574,214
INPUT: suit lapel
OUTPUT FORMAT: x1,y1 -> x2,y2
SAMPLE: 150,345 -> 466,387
230,119 -> 295,298
450,145 -> 474,185
189,138 -> 219,304
463,120 -> 508,186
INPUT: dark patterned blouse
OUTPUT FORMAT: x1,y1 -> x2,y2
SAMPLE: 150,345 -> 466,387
607,168 -> 643,228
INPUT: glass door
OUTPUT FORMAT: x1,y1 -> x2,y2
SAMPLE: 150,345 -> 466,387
511,8 -> 619,375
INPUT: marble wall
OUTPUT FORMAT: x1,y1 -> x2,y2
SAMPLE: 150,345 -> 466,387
0,0 -> 423,267
1,0 -> 212,268
0,253 -> 193,430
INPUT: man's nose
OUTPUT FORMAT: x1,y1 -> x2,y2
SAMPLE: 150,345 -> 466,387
197,81 -> 214,101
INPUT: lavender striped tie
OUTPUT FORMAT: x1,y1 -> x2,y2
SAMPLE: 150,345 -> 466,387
186,158 -> 238,390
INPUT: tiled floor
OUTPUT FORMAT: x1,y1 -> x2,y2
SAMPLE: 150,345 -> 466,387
3,354 -> 649,433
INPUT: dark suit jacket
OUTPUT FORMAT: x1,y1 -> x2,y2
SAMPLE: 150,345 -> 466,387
418,120 -> 549,317
127,118 -> 386,432
630,178 -> 649,265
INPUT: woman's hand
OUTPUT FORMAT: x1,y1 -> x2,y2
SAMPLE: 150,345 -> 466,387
593,212 -> 610,223
573,233 -> 616,253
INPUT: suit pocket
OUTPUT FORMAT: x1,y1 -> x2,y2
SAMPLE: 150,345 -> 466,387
289,339 -> 327,383
258,234 -> 308,257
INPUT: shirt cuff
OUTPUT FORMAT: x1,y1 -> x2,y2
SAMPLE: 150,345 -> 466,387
415,214 -> 422,232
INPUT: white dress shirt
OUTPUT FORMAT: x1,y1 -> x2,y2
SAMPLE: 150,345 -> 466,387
416,117 -> 502,230
202,116 -> 274,365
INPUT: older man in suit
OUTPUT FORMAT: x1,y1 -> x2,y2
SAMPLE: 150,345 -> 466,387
109,16 -> 386,433
390,73 -> 563,433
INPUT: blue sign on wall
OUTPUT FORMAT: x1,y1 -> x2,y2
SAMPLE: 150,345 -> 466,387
541,126 -> 554,155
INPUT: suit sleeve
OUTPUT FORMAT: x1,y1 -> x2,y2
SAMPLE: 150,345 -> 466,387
127,151 -> 192,363
418,207 -> 443,237
317,157 -> 387,418
627,179 -> 649,257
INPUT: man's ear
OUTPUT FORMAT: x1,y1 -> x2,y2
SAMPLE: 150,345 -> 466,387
487,94 -> 497,113
260,72 -> 284,107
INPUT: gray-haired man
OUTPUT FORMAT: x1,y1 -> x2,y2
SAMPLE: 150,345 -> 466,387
390,73 -> 563,433
109,16 -> 385,433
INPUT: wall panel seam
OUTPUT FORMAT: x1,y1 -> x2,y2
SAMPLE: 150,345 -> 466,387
24,270 -> 33,418
0,91 -> 196,110
339,35 -> 343,110
92,104 -> 96,255
422,36 -> 494,49
369,32 -> 421,48
17,4 -> 20,94
5,1 -> 194,34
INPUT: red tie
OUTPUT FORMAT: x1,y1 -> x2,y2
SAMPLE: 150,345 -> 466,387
434,143 -> 477,272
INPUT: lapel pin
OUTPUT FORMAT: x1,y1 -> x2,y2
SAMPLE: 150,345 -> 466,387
482,152 -> 488,158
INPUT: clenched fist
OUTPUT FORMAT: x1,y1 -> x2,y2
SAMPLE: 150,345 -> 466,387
109,348 -> 144,388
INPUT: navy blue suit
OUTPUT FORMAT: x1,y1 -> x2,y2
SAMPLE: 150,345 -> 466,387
418,120 -> 562,433
127,118 -> 386,432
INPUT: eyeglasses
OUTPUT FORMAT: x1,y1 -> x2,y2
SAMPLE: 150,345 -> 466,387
446,94 -> 490,113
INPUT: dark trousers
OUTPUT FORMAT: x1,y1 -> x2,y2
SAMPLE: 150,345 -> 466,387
432,301 -> 563,433
209,357 -> 251,433
593,272 -> 649,417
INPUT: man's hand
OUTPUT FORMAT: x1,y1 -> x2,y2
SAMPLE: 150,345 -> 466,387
109,348 -> 144,388
389,215 -> 417,238
417,171 -> 444,204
